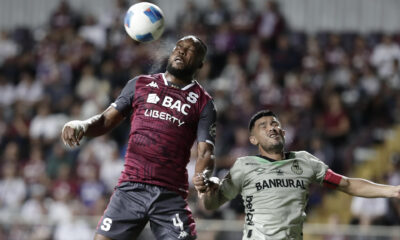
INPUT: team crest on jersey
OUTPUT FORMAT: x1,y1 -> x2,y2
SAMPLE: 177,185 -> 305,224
291,160 -> 303,175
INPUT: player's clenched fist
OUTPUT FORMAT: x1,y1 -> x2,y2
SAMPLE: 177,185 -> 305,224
193,174 -> 208,193
61,120 -> 88,147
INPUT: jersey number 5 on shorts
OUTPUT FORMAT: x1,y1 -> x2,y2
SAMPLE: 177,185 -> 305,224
101,217 -> 112,231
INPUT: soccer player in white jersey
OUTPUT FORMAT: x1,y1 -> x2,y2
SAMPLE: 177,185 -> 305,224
193,110 -> 400,240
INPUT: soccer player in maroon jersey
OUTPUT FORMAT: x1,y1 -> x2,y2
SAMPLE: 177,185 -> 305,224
61,36 -> 216,240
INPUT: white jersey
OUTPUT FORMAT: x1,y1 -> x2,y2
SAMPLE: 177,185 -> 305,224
220,151 -> 329,240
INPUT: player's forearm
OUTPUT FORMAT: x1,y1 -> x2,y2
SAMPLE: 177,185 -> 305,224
85,107 -> 124,137
195,142 -> 215,176
84,114 -> 110,137
339,178 -> 397,198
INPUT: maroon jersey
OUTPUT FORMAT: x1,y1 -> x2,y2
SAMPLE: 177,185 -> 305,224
112,73 -> 216,198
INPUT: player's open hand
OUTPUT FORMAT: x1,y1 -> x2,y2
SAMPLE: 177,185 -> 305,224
61,120 -> 87,147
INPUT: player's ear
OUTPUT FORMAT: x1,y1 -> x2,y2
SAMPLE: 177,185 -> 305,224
249,135 -> 258,146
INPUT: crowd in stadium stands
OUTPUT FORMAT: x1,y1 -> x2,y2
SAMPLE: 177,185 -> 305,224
0,0 -> 400,239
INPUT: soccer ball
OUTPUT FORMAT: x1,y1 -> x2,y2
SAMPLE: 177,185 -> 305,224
124,2 -> 165,42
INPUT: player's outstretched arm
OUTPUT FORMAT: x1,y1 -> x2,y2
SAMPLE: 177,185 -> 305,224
61,106 -> 125,147
337,176 -> 400,198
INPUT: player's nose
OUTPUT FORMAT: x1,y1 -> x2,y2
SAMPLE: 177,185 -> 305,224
178,49 -> 185,56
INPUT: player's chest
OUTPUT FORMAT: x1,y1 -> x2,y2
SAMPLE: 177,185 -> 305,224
243,161 -> 314,194
134,85 -> 203,124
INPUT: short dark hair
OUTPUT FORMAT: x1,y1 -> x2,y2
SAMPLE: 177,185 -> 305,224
248,110 -> 278,132
179,35 -> 207,56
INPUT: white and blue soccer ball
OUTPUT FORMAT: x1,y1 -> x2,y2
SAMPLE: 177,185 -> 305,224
124,2 -> 165,42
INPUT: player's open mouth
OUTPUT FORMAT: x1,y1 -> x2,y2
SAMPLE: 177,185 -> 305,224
269,133 -> 279,138
174,57 -> 184,64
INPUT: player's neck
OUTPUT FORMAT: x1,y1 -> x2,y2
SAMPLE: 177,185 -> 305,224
165,72 -> 193,87
259,150 -> 285,161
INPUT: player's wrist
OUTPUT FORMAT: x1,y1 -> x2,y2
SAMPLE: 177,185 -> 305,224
64,120 -> 89,133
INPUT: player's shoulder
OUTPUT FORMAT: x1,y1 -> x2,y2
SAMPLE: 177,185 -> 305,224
234,156 -> 261,167
131,73 -> 164,89
135,73 -> 162,82
291,150 -> 320,162
193,80 -> 213,99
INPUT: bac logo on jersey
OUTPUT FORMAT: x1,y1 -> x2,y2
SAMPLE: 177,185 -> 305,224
146,81 -> 159,88
291,160 -> 303,175
147,93 -> 161,104
145,92 -> 199,116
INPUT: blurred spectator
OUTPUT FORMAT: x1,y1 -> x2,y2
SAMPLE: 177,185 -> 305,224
176,1 -> 202,33
360,65 -> 380,97
325,34 -> 346,68
46,142 -> 74,179
330,55 -> 352,88
79,165 -> 105,211
0,31 -> 18,64
252,53 -> 282,107
256,0 -> 286,50
78,135 -> 118,165
48,173 -> 73,224
245,37 -> 263,76
51,163 -> 79,199
322,94 -> 350,146
388,58 -> 400,90
0,163 -> 26,218
370,34 -> 400,78
231,0 -> 256,53
15,71 -> 44,105
23,147 -> 46,184
272,34 -> 301,81
351,36 -> 371,71
20,184 -> 48,223
49,0 -> 80,29
29,104 -> 68,144
201,0 -> 230,31
351,184 -> 388,226
53,201 -> 92,240
0,74 -> 15,107
100,148 -> 124,193
78,15 -> 106,49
